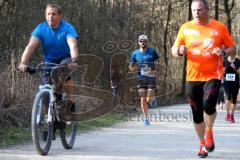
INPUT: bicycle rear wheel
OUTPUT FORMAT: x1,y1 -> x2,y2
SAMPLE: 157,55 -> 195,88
60,102 -> 77,149
32,89 -> 53,155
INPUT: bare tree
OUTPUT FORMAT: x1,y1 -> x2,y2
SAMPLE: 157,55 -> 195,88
223,0 -> 235,33
215,0 -> 219,20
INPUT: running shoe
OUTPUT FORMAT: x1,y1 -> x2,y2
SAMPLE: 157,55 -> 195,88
42,130 -> 48,142
52,131 -> 56,140
198,144 -> 208,158
230,114 -> 235,123
205,132 -> 215,152
42,130 -> 56,141
144,119 -> 150,126
43,115 -> 56,141
225,113 -> 230,122
149,97 -> 157,108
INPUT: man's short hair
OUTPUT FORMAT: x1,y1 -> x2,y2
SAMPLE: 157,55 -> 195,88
192,0 -> 209,10
46,3 -> 62,14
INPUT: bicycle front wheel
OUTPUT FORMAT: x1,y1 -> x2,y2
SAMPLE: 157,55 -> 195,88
32,89 -> 53,155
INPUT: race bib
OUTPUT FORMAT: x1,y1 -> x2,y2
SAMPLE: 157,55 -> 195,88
140,64 -> 155,77
226,74 -> 236,81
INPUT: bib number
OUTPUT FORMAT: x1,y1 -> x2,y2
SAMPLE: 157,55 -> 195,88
226,74 -> 235,81
140,64 -> 155,77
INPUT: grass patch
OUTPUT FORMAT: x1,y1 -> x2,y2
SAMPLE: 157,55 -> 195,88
77,114 -> 125,132
0,125 -> 32,148
0,113 -> 125,148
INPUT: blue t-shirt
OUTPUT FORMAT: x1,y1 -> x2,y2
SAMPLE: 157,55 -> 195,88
130,48 -> 160,80
32,20 -> 78,62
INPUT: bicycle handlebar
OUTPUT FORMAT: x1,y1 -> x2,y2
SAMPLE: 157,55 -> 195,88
26,65 -> 61,75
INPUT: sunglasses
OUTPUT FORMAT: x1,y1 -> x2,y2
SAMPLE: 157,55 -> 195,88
139,40 -> 147,43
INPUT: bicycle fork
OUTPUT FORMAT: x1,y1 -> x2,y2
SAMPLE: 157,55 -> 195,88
36,88 -> 55,125
47,89 -> 55,124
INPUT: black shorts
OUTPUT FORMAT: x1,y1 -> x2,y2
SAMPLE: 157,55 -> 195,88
224,82 -> 239,104
43,57 -> 72,84
137,79 -> 156,90
187,79 -> 221,123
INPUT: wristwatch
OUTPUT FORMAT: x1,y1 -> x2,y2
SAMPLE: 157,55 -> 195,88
222,50 -> 226,57
177,48 -> 183,56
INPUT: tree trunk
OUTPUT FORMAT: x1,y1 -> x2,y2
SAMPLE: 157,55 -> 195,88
163,2 -> 171,79
215,0 -> 219,20
223,0 -> 235,33
180,0 -> 192,97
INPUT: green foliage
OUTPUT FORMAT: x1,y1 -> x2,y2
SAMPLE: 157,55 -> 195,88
0,125 -> 31,148
0,114 -> 124,148
77,114 -> 125,132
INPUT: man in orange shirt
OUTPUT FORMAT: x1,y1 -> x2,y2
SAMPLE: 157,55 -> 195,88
172,0 -> 235,158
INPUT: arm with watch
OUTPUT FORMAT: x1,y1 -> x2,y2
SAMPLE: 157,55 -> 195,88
172,45 -> 236,57
171,45 -> 186,57
219,46 -> 236,57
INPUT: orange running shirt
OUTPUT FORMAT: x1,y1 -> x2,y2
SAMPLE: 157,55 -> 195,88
174,19 -> 235,81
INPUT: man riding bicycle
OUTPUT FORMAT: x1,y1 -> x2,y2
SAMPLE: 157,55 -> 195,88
18,3 -> 79,139
18,3 -> 78,102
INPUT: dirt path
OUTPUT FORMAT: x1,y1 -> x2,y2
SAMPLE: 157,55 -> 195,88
0,104 -> 240,160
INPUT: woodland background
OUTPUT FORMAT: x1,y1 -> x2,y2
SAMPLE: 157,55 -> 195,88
0,0 -> 239,127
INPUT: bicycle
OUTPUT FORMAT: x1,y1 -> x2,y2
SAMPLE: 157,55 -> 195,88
26,62 -> 77,155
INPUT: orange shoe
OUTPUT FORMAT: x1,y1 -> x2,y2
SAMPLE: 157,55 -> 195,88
205,130 -> 215,152
198,144 -> 208,158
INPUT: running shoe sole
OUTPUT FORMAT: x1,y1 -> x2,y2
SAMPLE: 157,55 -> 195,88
198,152 -> 208,158
205,143 -> 215,152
